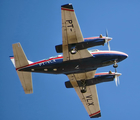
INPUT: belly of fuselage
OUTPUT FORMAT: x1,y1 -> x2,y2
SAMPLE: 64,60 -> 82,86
21,55 -> 115,74
19,51 -> 125,74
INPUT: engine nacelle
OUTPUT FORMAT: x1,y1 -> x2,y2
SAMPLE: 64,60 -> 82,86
65,73 -> 115,88
55,38 -> 105,53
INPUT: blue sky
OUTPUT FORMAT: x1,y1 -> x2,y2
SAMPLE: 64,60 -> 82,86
0,0 -> 140,120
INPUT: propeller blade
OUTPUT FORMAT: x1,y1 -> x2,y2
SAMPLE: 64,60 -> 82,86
114,73 -> 121,86
118,76 -> 120,85
105,29 -> 111,51
107,41 -> 111,51
115,75 -> 118,86
106,29 -> 108,37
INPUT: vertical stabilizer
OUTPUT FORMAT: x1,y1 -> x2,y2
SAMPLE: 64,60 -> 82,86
10,56 -> 15,67
12,43 -> 33,94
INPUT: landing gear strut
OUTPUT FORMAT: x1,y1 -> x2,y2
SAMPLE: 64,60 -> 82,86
113,60 -> 118,72
81,80 -> 87,93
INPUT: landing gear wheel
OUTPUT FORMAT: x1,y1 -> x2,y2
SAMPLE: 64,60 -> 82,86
80,80 -> 87,93
113,64 -> 118,68
113,61 -> 118,68
113,61 -> 118,73
71,48 -> 77,54
81,86 -> 87,93
70,44 -> 77,54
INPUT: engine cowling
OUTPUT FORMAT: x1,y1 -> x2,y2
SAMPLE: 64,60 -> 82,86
65,73 -> 116,88
55,38 -> 106,53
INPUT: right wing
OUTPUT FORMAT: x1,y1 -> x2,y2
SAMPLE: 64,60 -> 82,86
67,70 -> 101,118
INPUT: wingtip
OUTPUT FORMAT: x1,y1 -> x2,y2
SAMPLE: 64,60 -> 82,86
61,3 -> 73,9
25,89 -> 33,94
89,111 -> 101,118
90,113 -> 101,118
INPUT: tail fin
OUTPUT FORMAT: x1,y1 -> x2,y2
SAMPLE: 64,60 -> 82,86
10,56 -> 33,67
10,56 -> 15,67
11,43 -> 33,94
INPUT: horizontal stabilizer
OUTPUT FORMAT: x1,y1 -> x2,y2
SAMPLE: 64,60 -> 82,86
17,71 -> 33,94
12,43 -> 29,69
12,43 -> 33,94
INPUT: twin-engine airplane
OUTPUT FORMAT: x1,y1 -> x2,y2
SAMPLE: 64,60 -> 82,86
10,4 -> 128,118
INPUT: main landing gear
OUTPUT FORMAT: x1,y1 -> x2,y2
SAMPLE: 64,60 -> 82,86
70,44 -> 77,54
81,80 -> 87,93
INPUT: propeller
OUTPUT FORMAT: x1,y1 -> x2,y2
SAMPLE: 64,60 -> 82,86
109,70 -> 121,86
105,30 -> 112,51
114,73 -> 121,86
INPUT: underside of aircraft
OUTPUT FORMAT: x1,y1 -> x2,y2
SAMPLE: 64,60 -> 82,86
10,3 -> 128,118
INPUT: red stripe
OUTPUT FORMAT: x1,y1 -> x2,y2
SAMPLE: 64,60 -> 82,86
10,57 -> 14,59
91,51 -> 117,55
16,56 -> 63,70
91,51 -> 127,56
84,37 -> 105,39
61,7 -> 74,11
89,110 -> 100,117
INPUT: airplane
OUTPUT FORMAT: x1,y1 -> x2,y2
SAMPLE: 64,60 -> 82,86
10,3 -> 128,118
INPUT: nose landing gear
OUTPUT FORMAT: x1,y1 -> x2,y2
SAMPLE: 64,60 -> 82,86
113,60 -> 118,72
113,60 -> 120,86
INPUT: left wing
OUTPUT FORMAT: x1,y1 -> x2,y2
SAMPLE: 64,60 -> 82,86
67,70 -> 101,118
61,4 -> 92,61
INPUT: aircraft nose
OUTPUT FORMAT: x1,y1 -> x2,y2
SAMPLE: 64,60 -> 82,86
118,52 -> 128,61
